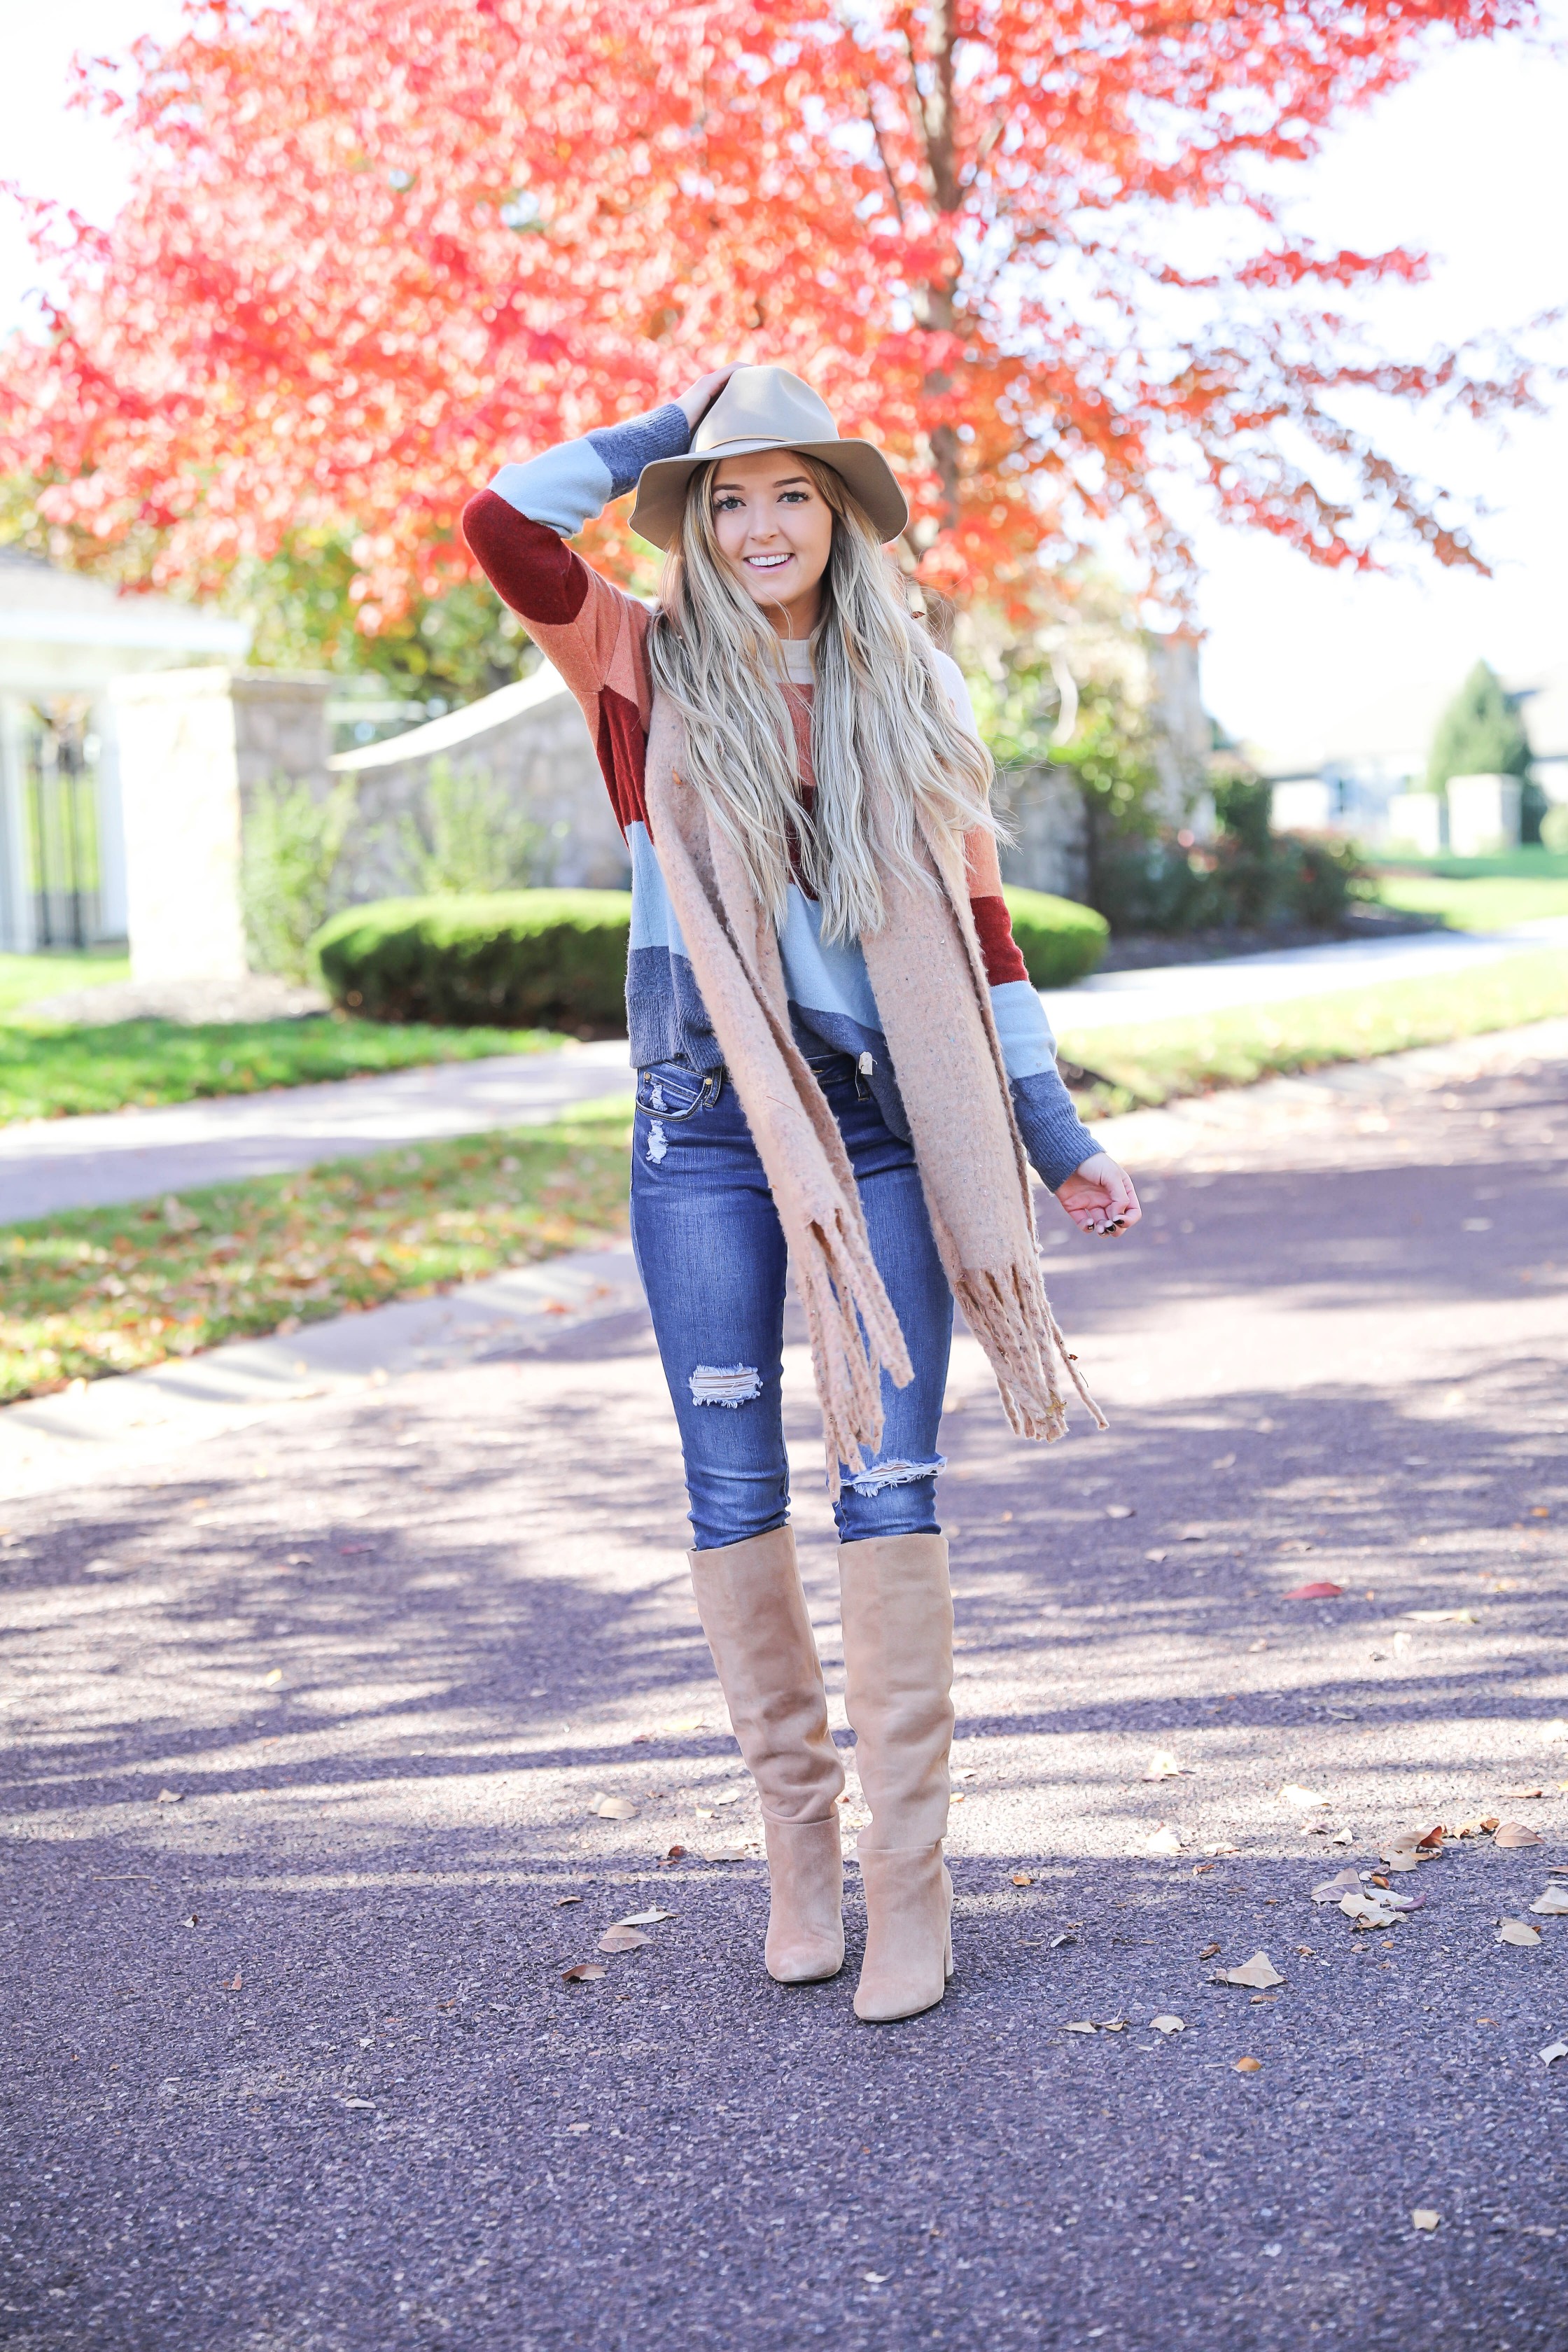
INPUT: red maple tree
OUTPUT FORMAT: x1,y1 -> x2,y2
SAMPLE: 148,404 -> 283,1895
1,0 -> 1544,629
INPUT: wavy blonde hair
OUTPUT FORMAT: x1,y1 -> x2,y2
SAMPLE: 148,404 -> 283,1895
646,455 -> 995,943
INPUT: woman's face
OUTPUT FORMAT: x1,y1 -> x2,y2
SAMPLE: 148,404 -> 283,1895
708,451 -> 834,636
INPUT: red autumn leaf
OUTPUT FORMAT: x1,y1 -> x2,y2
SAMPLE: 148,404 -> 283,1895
1284,1581 -> 1345,1600
0,0 -> 1539,630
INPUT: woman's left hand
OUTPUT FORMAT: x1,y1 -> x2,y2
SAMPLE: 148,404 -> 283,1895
1054,1152 -> 1141,1238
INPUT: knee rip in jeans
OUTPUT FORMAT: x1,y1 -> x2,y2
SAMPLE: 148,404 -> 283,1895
689,1364 -> 762,1408
846,1453 -> 946,1497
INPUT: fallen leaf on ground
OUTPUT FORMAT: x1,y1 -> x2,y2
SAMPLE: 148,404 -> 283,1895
596,1928 -> 650,1954
588,1793 -> 638,1820
1050,1933 -> 1077,1948
1203,1844 -> 1240,1858
1330,1828 -> 1355,1845
554,1896 -> 582,1907
1415,1826 -> 1446,1850
560,1963 -> 607,1982
862,2272 -> 889,2285
662,1717 -> 705,1733
706,1788 -> 744,1807
1412,2210 -> 1440,2232
1234,2056 -> 1263,2073
224,1972 -> 241,1991
1141,1824 -> 1183,1856
1498,1919 -> 1542,1947
1404,1609 -> 1478,1625
1143,1753 -> 1189,1781
1105,1504 -> 1135,1519
1539,2042 -> 1568,2068
155,1788 -> 183,1804
1498,1786 -> 1545,1801
615,1908 -> 675,1927
1215,1952 -> 1284,1990
1341,1894 -> 1403,1931
703,1844 -> 750,1862
1150,2015 -> 1185,2035
1495,1822 -> 1545,1849
262,1669 -> 284,1688
1211,1452 -> 1236,1469
661,1844 -> 687,1862
1198,1942 -> 1221,1961
1098,2019 -> 1127,2032
1011,1872 -> 1034,1886
1456,1816 -> 1499,1837
1064,2021 -> 1098,2034
1280,1784 -> 1332,1809
1145,1548 -> 1169,1564
1312,1869 -> 1363,1904
1529,1887 -> 1568,1916
1282,1580 -> 1341,1600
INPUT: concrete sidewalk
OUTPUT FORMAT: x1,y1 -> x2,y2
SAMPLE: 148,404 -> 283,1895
4,918 -> 1564,1224
1,1018 -> 1564,2349
1041,912 -> 1568,1033
0,1037 -> 635,1223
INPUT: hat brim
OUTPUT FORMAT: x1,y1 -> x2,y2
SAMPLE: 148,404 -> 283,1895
627,437 -> 909,552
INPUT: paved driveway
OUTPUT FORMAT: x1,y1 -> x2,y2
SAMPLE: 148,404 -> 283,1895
1,1042 -> 1564,2349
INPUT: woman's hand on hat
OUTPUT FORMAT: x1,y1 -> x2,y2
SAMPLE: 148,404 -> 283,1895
1054,1153 -> 1141,1239
676,366 -> 738,429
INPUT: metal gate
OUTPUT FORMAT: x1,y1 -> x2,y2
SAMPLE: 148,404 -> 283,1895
25,701 -> 102,949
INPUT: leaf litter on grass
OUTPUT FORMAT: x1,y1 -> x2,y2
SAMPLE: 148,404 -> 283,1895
0,1107 -> 634,1405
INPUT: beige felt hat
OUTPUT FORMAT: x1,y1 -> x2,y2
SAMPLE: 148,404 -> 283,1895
629,365 -> 909,550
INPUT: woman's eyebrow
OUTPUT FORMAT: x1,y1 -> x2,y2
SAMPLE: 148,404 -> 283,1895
711,472 -> 812,495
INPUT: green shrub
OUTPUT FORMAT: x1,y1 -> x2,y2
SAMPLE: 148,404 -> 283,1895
397,756 -> 556,893
1542,804 -> 1568,855
312,891 -> 632,1032
1000,888 -> 1109,988
241,774 -> 358,979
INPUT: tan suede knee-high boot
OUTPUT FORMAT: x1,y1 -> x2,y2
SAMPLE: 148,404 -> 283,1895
838,1533 -> 955,2022
687,1527 -> 846,1984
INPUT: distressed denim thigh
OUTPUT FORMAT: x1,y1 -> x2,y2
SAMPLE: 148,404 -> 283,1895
629,1069 -> 790,1554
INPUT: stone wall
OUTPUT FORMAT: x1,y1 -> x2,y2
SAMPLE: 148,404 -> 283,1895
328,667 -> 629,898
990,764 -> 1090,902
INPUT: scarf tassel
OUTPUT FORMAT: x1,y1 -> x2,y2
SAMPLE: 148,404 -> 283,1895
792,1205 -> 915,1501
952,1263 -> 1109,1447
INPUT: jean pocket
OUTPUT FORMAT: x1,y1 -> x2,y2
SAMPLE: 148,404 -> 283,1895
636,1063 -> 710,1122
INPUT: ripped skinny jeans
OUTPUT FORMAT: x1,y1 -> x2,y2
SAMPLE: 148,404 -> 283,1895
629,1054 -> 953,1554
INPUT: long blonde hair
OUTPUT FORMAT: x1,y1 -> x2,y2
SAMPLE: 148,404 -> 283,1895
646,455 -> 996,943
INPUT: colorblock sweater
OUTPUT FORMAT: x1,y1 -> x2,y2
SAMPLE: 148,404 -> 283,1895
461,406 -> 1098,1191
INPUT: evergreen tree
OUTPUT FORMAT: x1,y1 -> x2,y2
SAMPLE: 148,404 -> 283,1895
1427,660 -> 1532,789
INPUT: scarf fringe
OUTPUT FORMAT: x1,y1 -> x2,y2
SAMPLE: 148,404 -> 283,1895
953,1262 -> 1109,1446
794,1203 -> 914,1501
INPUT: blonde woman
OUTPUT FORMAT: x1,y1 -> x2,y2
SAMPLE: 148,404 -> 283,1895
463,366 -> 1140,2022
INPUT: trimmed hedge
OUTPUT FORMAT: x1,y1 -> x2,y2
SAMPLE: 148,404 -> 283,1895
1001,887 -> 1108,988
312,892 -> 632,1032
312,881 -> 1105,1034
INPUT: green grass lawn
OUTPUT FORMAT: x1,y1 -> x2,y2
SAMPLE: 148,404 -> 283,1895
0,950 -> 131,1020
0,1101 -> 634,1404
1060,947 -> 1568,1116
1373,869 -> 1568,930
0,1012 -> 571,1124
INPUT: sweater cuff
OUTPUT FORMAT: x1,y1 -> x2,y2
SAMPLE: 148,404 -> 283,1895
1010,1067 -> 1098,1194
586,403 -> 692,500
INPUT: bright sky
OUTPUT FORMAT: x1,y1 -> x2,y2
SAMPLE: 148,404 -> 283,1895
4,1 -> 1565,774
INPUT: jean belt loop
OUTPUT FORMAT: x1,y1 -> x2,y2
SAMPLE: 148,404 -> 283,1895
708,1065 -> 726,1107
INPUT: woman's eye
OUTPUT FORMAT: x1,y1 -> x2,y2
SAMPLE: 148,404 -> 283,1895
713,494 -> 742,512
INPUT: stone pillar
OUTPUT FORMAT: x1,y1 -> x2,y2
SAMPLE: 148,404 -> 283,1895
111,668 -> 332,981
1446,773 -> 1521,858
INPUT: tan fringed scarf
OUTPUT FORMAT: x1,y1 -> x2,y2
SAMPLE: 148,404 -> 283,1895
644,694 -> 1105,1495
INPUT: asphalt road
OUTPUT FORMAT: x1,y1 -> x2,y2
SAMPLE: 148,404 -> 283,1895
1,1043 -> 1565,2351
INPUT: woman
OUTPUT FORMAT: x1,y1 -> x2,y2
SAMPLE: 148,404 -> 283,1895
463,364 -> 1140,2022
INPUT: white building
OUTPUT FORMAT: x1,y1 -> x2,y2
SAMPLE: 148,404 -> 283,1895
0,550 -> 249,953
